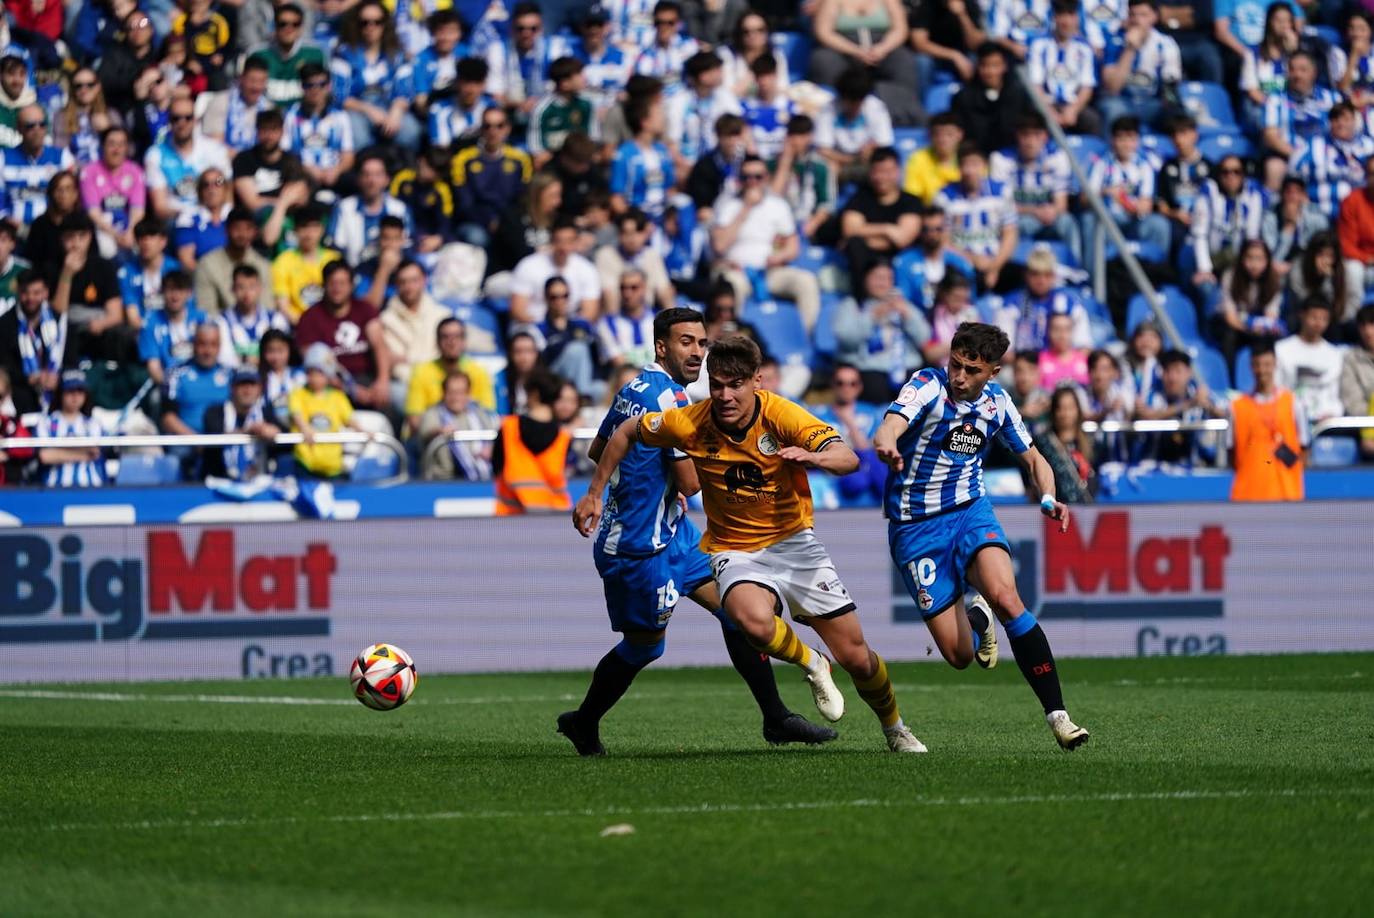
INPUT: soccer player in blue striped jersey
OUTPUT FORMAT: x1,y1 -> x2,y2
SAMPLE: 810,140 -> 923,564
873,322 -> 1090,750
558,307 -> 835,755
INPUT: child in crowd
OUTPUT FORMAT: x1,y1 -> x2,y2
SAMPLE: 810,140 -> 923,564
1039,311 -> 1089,390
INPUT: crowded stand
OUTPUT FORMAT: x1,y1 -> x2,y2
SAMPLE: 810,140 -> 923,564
1,0 -> 1374,506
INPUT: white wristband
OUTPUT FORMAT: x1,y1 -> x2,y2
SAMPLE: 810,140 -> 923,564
1040,495 -> 1057,514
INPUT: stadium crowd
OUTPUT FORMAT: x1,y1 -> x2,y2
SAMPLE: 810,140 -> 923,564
0,0 -> 1373,500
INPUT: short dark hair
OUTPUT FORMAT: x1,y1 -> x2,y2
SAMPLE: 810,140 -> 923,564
715,112 -> 746,137
1111,115 -> 1141,135
227,207 -> 257,226
549,56 -> 582,84
624,74 -> 663,101
379,214 -> 406,233
17,268 -> 45,290
1168,113 -> 1198,134
1299,295 -> 1333,314
935,272 -> 971,301
299,61 -> 328,84
427,9 -> 460,31
654,306 -> 705,342
511,1 -> 542,20
956,140 -> 986,163
231,264 -> 261,282
1159,349 -> 1192,369
256,107 -> 284,130
869,145 -> 900,167
685,51 -> 722,81
0,218 -> 16,241
523,368 -> 564,405
786,114 -> 815,136
1015,113 -> 1047,134
949,322 -> 1009,365
1249,339 -> 1277,359
456,56 -> 489,82
836,66 -> 872,101
241,57 -> 269,77
134,216 -> 167,238
618,207 -> 649,232
750,52 -> 778,76
550,215 -> 579,236
1014,350 -> 1039,367
930,112 -> 961,131
1332,100 -> 1358,122
291,202 -> 327,226
163,269 -> 193,291
974,41 -> 1005,61
436,317 -> 465,343
1357,304 -> 1374,326
709,335 -> 762,380
322,260 -> 353,283
358,150 -> 390,173
1052,0 -> 1080,14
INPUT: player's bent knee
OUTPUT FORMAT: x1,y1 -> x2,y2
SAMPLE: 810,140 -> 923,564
987,588 -> 1024,620
615,633 -> 666,666
832,642 -> 876,678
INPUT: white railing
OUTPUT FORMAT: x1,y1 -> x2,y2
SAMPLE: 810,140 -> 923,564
0,431 -> 410,486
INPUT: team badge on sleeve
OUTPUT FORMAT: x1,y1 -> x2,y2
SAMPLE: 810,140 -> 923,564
647,415 -> 663,432
897,384 -> 918,405
757,433 -> 779,455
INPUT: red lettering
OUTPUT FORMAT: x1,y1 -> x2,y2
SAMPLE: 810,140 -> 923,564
148,530 -> 235,613
1045,512 -> 1130,593
1135,538 -> 1191,592
300,543 -> 337,609
241,556 -> 296,611
1195,526 -> 1230,591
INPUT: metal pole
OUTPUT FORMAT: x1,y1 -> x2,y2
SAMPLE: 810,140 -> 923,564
1015,66 -> 1185,350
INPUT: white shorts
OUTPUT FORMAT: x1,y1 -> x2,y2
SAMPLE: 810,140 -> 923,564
710,529 -> 857,623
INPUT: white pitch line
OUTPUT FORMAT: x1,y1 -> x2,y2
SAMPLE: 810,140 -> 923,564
35,787 -> 1372,835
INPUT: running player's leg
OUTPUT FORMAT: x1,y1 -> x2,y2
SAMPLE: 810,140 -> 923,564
687,578 -> 837,745
558,553 -> 674,756
890,514 -> 997,670
965,539 -> 1089,750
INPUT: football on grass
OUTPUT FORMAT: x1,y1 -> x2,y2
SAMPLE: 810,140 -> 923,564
350,643 -> 418,710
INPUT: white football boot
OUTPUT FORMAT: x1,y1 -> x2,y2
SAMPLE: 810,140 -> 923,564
1047,710 -> 1090,750
966,591 -> 998,670
884,723 -> 929,753
803,651 -> 845,722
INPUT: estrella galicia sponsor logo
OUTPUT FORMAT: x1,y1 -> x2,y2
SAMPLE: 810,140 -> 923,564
0,530 -> 336,643
943,421 -> 986,455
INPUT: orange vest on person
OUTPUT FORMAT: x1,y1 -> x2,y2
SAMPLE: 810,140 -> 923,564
494,415 -> 572,515
1231,389 -> 1304,502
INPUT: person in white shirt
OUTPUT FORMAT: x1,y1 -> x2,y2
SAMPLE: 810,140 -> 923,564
381,259 -> 450,411
596,267 -> 657,368
145,96 -> 233,222
1276,297 -> 1348,425
1097,0 -> 1182,133
709,155 -> 821,331
1026,0 -> 1102,136
510,217 -> 603,325
816,67 -> 894,182
594,207 -> 674,314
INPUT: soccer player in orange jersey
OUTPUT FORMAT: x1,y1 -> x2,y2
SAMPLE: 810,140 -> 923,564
574,335 -> 926,752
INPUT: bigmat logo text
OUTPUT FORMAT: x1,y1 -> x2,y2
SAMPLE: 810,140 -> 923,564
0,530 -> 336,642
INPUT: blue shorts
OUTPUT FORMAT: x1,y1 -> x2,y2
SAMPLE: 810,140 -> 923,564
594,519 -> 714,633
888,497 -> 1011,620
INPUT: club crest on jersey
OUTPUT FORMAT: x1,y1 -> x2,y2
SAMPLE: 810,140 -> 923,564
944,421 -> 986,455
757,432 -> 779,455
896,384 -> 918,405
646,414 -> 663,433
917,588 -> 934,611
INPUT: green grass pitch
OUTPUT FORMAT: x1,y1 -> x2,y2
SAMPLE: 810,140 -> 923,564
5,653 -> 1373,917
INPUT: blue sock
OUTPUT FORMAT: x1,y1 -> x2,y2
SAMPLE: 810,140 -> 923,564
1003,609 -> 1039,640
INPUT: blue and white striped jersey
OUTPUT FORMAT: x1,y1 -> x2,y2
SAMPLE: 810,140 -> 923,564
596,311 -> 656,368
610,140 -> 675,218
1290,134 -> 1374,219
1,144 -> 75,225
1080,0 -> 1127,52
893,247 -> 976,312
1189,177 -> 1267,274
935,179 -> 1016,259
815,95 -> 894,156
138,307 -> 208,369
1240,50 -> 1286,97
1104,27 -> 1181,99
883,368 -> 1034,522
1027,35 -> 1097,105
330,46 -> 413,108
560,38 -> 629,112
667,87 -> 742,162
741,95 -> 798,161
607,0 -> 656,51
283,104 -> 354,170
988,0 -> 1052,48
1086,152 -> 1157,221
428,95 -> 495,148
43,411 -> 106,488
594,362 -> 693,558
989,147 -> 1072,207
1263,87 -> 1341,153
144,135 -> 232,216
633,33 -> 700,96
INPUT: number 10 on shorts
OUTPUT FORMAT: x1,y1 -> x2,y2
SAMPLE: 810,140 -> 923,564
908,558 -> 937,613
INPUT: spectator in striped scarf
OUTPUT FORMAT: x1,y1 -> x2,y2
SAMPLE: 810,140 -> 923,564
38,369 -> 107,487
201,368 -> 285,481
417,369 -> 497,480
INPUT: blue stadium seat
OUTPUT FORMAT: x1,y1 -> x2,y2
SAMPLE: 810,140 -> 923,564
116,454 -> 181,486
1191,345 -> 1231,392
446,299 -> 502,353
1140,133 -> 1177,162
743,299 -> 813,368
772,32 -> 812,83
1310,436 -> 1359,467
1061,133 -> 1108,169
1126,287 -> 1200,340
352,453 -> 399,482
975,293 -> 1006,325
1198,132 -> 1257,163
794,245 -> 850,293
1232,347 -> 1254,392
924,82 -> 958,116
1103,239 -> 1168,266
1178,81 -> 1238,130
892,127 -> 928,165
813,292 -> 845,357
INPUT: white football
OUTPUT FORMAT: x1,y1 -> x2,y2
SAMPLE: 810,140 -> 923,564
349,643 -> 418,710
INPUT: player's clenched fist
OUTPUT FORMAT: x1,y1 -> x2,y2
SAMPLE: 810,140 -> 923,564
573,494 -> 603,537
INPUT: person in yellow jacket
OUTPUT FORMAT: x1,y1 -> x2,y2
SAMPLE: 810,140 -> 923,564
271,204 -> 340,322
902,112 -> 962,204
1230,342 -> 1308,502
493,369 -> 572,515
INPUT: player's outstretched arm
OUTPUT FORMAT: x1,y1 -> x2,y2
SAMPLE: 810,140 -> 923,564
573,418 -> 637,537
873,413 -> 909,472
777,440 -> 860,476
1018,446 -> 1071,533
